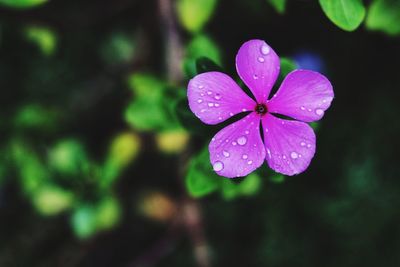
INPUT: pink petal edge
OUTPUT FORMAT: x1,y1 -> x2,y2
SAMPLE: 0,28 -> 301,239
188,72 -> 255,125
262,113 -> 316,176
236,39 -> 280,103
267,70 -> 334,122
209,112 -> 265,178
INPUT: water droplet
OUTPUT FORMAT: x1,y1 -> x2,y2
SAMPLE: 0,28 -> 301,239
232,141 -> 237,146
208,103 -> 214,107
253,74 -> 258,80
261,45 -> 270,55
281,121 -> 285,125
265,128 -> 268,133
229,112 -> 234,116
242,108 -> 247,112
218,116 -> 222,120
242,154 -> 248,159
315,109 -> 324,115
207,91 -> 212,95
245,130 -> 249,135
298,154 -> 302,158
307,144 -> 311,148
197,99 -> 203,103
200,93 -> 204,96
267,149 -> 271,159
247,160 -> 253,165
200,109 -> 206,113
290,152 -> 298,159
213,161 -> 224,171
257,57 -> 265,63
214,94 -> 221,100
300,106 -> 305,111
198,85 -> 204,89
223,150 -> 230,158
283,155 -> 286,159
300,142 -> 306,147
225,139 -> 229,143
308,108 -> 312,112
237,136 -> 247,145
215,103 -> 220,107
211,137 -> 216,142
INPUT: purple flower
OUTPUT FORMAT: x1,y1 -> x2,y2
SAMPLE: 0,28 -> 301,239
187,39 -> 334,178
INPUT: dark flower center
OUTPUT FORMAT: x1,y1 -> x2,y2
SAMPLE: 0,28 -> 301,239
255,103 -> 268,115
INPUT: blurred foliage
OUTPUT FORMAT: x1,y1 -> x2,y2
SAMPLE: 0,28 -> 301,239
0,0 -> 47,9
366,0 -> 400,35
267,0 -> 287,14
24,26 -> 57,56
176,0 -> 217,33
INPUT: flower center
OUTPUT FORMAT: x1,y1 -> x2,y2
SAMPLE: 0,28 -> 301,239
255,103 -> 268,115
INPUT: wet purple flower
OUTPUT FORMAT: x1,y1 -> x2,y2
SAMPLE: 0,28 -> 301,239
187,40 -> 334,178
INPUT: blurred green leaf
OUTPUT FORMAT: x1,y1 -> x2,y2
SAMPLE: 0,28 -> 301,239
0,0 -> 47,8
11,140 -> 49,194
319,0 -> 366,31
183,35 -> 221,78
269,174 -> 285,183
280,57 -> 297,77
221,173 -> 262,200
185,147 -> 220,198
101,132 -> 140,189
366,0 -> 400,36
32,186 -> 74,216
100,32 -> 136,65
25,26 -> 57,56
195,57 -> 223,74
71,205 -> 98,239
310,122 -> 320,131
14,104 -> 59,132
176,0 -> 217,33
48,139 -> 90,177
71,197 -> 121,239
267,0 -> 287,14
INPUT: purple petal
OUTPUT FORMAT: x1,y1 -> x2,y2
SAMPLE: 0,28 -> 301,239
188,72 -> 256,125
267,70 -> 334,122
236,39 -> 280,103
262,113 -> 316,176
209,112 -> 265,178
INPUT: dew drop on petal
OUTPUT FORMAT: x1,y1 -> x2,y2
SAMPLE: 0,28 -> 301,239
300,142 -> 306,147
232,141 -> 237,146
308,108 -> 312,112
242,154 -> 248,159
290,152 -> 298,159
257,57 -> 265,63
247,160 -> 253,165
316,109 -> 324,115
198,85 -> 204,89
253,74 -> 258,80
223,150 -> 230,158
242,108 -> 247,112
218,116 -> 222,120
197,99 -> 203,103
245,130 -> 249,135
261,45 -> 270,55
307,144 -> 311,148
207,91 -> 212,95
208,103 -> 214,107
200,109 -> 206,113
213,161 -> 224,171
211,137 -> 215,142
215,103 -> 220,107
300,106 -> 306,111
229,112 -> 234,116
237,136 -> 247,145
267,148 -> 271,159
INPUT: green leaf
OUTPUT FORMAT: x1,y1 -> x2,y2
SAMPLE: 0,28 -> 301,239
183,35 -> 221,78
176,0 -> 218,33
48,139 -> 90,177
100,32 -> 136,65
25,26 -> 57,56
366,0 -> 400,36
32,186 -> 74,216
221,174 -> 261,200
185,147 -> 220,198
71,205 -> 98,239
280,57 -> 297,77
319,0 -> 366,31
14,104 -> 59,132
269,174 -> 285,183
0,0 -> 47,8
267,0 -> 287,14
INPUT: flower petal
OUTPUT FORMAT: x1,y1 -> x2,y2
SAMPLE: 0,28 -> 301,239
267,70 -> 334,122
262,114 -> 316,176
209,112 -> 265,178
188,72 -> 256,125
236,39 -> 280,103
